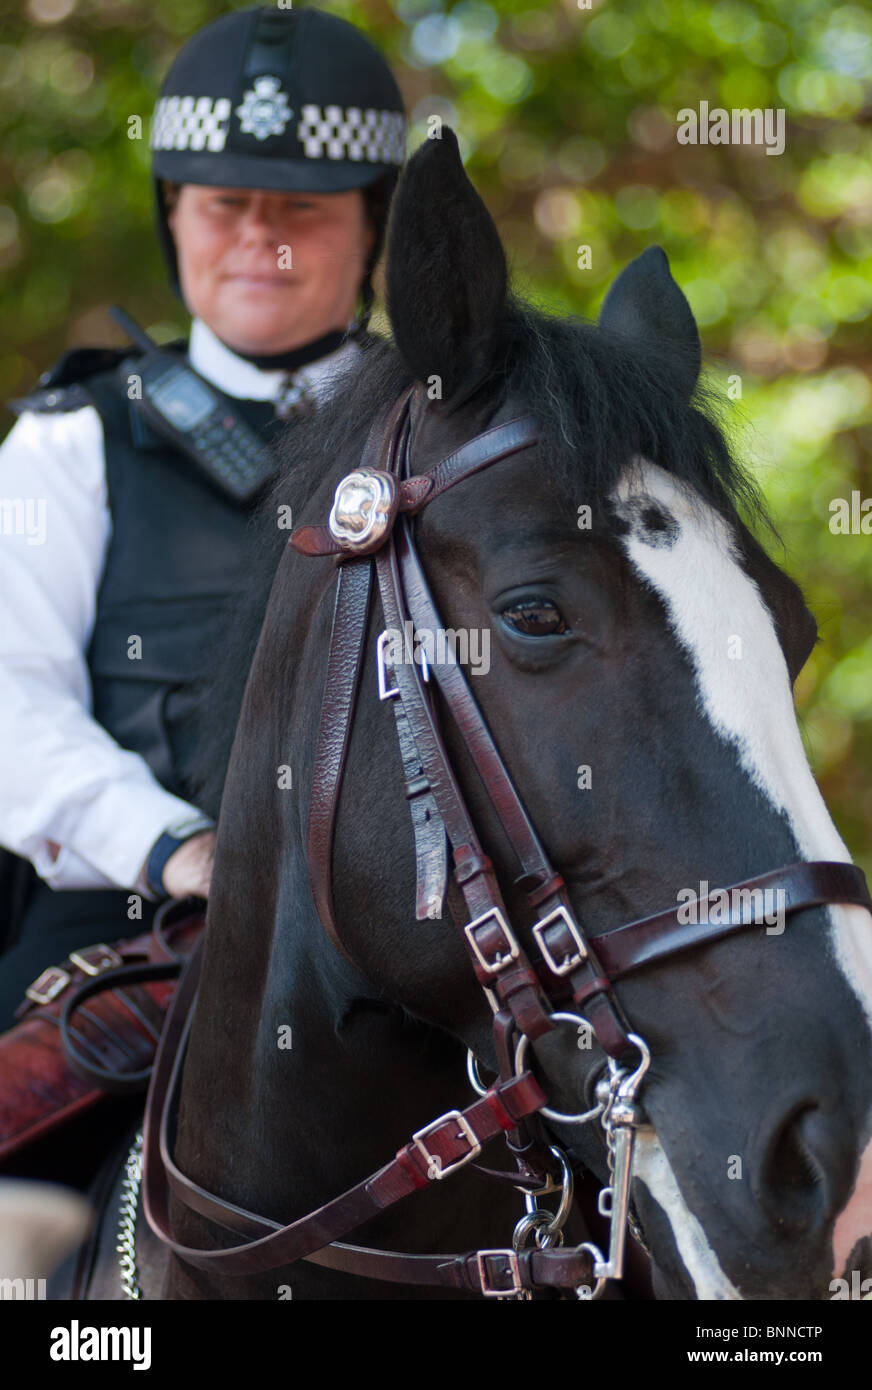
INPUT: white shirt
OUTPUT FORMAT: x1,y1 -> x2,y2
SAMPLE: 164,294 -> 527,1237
0,317 -> 359,895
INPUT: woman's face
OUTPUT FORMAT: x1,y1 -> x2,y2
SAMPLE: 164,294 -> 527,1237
167,185 -> 376,354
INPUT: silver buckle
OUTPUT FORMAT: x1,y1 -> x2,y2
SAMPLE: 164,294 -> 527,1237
464,907 -> 520,976
377,628 -> 430,701
25,966 -> 70,1006
532,905 -> 588,976
377,630 -> 400,700
412,1109 -> 482,1180
69,944 -> 123,977
475,1248 -> 523,1298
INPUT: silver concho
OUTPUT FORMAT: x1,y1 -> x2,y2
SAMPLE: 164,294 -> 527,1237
328,468 -> 398,553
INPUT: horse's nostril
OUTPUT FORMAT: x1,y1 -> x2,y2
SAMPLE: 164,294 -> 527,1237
763,1103 -> 829,1230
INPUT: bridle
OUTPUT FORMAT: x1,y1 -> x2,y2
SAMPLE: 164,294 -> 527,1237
142,382 -> 872,1300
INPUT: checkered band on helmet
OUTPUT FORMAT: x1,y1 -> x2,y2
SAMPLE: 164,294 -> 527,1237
151,96 -> 233,153
150,97 -> 406,165
297,105 -> 406,164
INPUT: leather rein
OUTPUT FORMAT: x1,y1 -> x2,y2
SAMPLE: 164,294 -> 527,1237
141,383 -> 872,1300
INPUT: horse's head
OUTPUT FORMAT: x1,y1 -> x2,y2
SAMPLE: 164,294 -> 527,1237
306,129 -> 872,1300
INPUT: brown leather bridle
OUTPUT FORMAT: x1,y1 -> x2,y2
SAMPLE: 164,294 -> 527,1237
142,383 -> 872,1300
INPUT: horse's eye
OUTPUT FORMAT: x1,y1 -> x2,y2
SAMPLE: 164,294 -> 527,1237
500,598 -> 570,637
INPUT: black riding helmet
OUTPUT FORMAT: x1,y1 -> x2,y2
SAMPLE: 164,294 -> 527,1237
150,5 -> 407,331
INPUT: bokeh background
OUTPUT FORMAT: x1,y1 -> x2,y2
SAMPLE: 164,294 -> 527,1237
1,0 -> 869,871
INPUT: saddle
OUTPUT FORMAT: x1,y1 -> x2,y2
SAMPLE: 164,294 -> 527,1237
0,897 -> 204,1163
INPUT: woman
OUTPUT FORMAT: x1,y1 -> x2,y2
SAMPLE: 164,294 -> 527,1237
0,6 -> 406,1028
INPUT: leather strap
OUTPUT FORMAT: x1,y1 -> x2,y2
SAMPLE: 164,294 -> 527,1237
61,961 -> 187,1093
290,415 -> 538,557
48,898 -> 202,1093
393,514 -> 634,1059
374,526 -> 556,1042
386,666 -> 449,920
305,388 -> 414,964
306,559 -> 375,968
403,415 -> 539,509
142,936 -> 580,1283
592,859 -> 872,980
305,1239 -> 595,1295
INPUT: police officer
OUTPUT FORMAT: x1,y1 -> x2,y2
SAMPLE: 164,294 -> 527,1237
0,6 -> 406,1029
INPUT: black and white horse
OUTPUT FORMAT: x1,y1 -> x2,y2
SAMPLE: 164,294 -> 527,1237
70,129 -> 872,1301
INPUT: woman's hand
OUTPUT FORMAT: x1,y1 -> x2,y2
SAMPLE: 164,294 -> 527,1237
160,829 -> 216,899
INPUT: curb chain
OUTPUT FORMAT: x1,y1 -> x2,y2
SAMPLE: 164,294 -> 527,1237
117,1127 -> 144,1300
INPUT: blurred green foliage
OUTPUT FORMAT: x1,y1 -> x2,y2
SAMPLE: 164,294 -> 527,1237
1,0 -> 869,869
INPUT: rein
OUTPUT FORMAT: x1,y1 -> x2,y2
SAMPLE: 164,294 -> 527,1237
142,383 -> 872,1300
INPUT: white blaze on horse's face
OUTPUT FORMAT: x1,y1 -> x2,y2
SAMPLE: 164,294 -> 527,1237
632,1130 -> 741,1299
611,459 -> 872,1297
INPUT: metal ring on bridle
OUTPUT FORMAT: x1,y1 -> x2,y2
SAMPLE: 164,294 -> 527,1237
513,1012 -> 606,1125
466,1048 -> 489,1098
512,1211 -> 562,1252
524,1145 -> 574,1232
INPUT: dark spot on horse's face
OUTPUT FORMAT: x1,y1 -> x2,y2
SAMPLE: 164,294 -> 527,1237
608,495 -> 679,549
641,505 -> 677,542
635,502 -> 679,548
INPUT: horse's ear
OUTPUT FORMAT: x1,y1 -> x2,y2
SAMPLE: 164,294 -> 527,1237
385,127 -> 507,410
598,246 -> 701,398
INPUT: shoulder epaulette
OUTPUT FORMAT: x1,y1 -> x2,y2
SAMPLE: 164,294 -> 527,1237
6,345 -> 144,416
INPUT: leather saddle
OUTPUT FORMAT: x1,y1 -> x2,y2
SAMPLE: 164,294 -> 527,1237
0,897 -> 204,1163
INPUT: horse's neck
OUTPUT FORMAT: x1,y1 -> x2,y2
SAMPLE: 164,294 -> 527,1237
163,546 -> 522,1297
166,895 -> 519,1298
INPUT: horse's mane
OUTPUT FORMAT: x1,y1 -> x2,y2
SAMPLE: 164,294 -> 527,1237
189,299 -> 768,817
189,331 -> 408,817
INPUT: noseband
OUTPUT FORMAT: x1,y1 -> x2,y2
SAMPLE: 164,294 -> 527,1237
142,383 -> 872,1300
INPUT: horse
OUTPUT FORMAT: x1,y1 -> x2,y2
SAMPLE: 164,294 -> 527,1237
60,127 -> 872,1302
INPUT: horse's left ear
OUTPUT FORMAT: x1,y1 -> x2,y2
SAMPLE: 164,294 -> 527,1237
598,246 -> 701,399
385,127 -> 507,411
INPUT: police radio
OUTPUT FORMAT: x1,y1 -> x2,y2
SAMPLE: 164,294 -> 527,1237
110,306 -> 278,502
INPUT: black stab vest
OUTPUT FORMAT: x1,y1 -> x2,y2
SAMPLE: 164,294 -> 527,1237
53,356 -> 280,800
